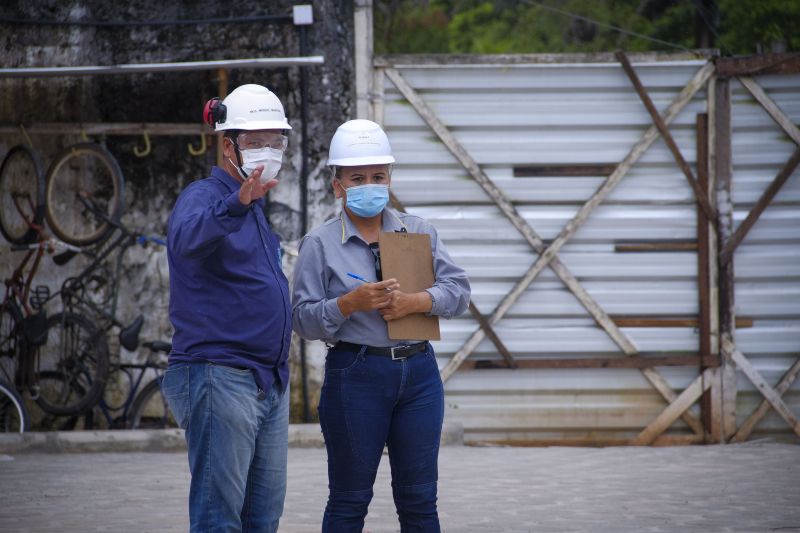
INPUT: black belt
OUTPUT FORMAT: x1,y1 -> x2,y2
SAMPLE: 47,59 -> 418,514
333,341 -> 427,360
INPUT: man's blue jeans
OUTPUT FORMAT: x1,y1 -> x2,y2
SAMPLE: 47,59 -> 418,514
318,342 -> 444,532
161,362 -> 289,533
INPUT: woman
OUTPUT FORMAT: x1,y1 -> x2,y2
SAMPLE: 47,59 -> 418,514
292,119 -> 470,532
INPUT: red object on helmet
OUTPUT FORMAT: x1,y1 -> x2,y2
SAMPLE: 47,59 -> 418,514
203,97 -> 226,127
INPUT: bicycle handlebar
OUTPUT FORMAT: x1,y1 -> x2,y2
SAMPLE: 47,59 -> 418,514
136,235 -> 167,247
77,195 -> 166,248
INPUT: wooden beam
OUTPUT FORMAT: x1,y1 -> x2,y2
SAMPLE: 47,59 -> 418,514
632,369 -> 713,445
616,51 -> 716,222
697,112 -> 714,440
375,51 -> 715,67
388,190 -> 516,368
715,77 -> 738,439
719,145 -> 800,265
371,67 -> 386,124
715,53 -> 800,77
731,357 -> 800,443
458,60 -> 717,373
462,354 -> 718,370
610,317 -> 753,328
513,165 -> 616,177
723,337 -> 800,438
614,242 -> 697,252
385,63 -> 709,436
434,61 -> 715,381
0,122 -> 207,136
738,76 -> 800,145
383,67 -> 639,377
706,78 -> 723,443
468,301 -> 517,369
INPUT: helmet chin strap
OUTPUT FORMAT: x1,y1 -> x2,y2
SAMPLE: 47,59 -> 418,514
227,137 -> 248,179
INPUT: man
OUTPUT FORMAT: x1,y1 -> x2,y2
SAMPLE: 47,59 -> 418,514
162,84 -> 293,532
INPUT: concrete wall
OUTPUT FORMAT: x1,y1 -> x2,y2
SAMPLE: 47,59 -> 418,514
0,1 -> 352,422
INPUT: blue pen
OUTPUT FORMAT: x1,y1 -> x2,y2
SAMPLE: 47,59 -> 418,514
347,272 -> 370,283
347,272 -> 392,292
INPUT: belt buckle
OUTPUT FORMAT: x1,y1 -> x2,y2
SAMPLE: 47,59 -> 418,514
390,346 -> 406,361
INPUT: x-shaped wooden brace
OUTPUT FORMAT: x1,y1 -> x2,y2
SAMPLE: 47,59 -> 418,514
718,76 -> 800,266
384,59 -> 715,436
714,76 -> 800,441
388,191 -> 517,369
722,335 -> 800,440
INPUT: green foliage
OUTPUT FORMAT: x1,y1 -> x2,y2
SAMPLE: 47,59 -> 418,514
718,0 -> 800,54
373,0 -> 800,55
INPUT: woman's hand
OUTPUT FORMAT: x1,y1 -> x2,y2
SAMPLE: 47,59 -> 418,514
337,278 -> 400,317
239,165 -> 278,205
379,291 -> 432,321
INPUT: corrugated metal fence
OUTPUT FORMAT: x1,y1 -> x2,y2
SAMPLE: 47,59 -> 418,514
371,53 -> 800,445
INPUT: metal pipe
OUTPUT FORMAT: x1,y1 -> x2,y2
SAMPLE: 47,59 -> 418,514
0,56 -> 324,78
298,23 -> 312,423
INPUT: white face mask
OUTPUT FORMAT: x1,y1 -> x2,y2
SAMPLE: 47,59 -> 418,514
236,147 -> 284,183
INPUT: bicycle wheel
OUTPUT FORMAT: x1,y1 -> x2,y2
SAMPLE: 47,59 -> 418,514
0,379 -> 29,433
44,143 -> 124,246
33,311 -> 110,415
129,377 -> 176,429
35,370 -> 92,431
0,301 -> 23,386
0,145 -> 45,245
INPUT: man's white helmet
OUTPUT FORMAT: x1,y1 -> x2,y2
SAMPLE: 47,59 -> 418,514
214,84 -> 292,131
327,119 -> 395,167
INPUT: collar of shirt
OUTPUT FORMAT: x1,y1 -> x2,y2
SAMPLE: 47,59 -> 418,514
209,166 -> 265,209
339,207 -> 406,244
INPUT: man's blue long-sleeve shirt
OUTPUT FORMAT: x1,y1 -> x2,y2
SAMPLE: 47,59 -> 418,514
167,166 -> 291,393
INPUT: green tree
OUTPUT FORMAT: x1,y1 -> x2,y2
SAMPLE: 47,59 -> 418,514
373,0 -> 800,55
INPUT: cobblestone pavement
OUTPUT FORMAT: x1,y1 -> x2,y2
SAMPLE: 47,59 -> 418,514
0,441 -> 798,532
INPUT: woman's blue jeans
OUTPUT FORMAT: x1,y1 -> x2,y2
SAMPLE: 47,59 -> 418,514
161,362 -> 289,533
318,342 -> 444,532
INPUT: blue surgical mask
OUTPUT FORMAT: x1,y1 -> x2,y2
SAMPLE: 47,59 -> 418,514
343,184 -> 389,218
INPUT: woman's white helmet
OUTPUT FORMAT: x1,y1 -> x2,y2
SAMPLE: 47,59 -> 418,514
214,84 -> 292,131
327,119 -> 395,167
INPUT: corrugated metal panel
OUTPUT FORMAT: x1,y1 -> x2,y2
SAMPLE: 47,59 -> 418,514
379,57 -> 800,444
730,76 -> 800,439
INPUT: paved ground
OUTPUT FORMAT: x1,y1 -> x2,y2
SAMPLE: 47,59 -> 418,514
0,441 -> 798,532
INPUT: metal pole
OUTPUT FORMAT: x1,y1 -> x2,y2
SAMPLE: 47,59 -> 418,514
298,23 -> 311,423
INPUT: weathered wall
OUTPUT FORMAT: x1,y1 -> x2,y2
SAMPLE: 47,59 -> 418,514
0,0 -> 352,422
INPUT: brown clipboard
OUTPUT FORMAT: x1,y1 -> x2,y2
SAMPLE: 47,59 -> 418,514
379,231 -> 441,341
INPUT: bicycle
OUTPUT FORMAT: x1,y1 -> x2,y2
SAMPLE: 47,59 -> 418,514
0,144 -> 46,245
0,378 -> 29,433
1,238 -> 111,417
44,142 -> 125,246
81,340 -> 176,430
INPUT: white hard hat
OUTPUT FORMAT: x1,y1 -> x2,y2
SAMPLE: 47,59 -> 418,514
215,84 -> 292,131
327,119 -> 395,167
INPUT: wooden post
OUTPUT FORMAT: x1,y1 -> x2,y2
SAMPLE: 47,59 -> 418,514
696,113 -> 714,441
371,67 -> 385,124
714,77 -> 737,440
706,79 -> 723,443
216,68 -> 229,167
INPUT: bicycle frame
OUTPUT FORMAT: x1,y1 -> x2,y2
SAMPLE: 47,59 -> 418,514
91,357 -> 165,429
44,195 -> 165,334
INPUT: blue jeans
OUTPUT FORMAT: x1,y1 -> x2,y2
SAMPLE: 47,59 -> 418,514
161,362 -> 289,533
318,342 -> 444,532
